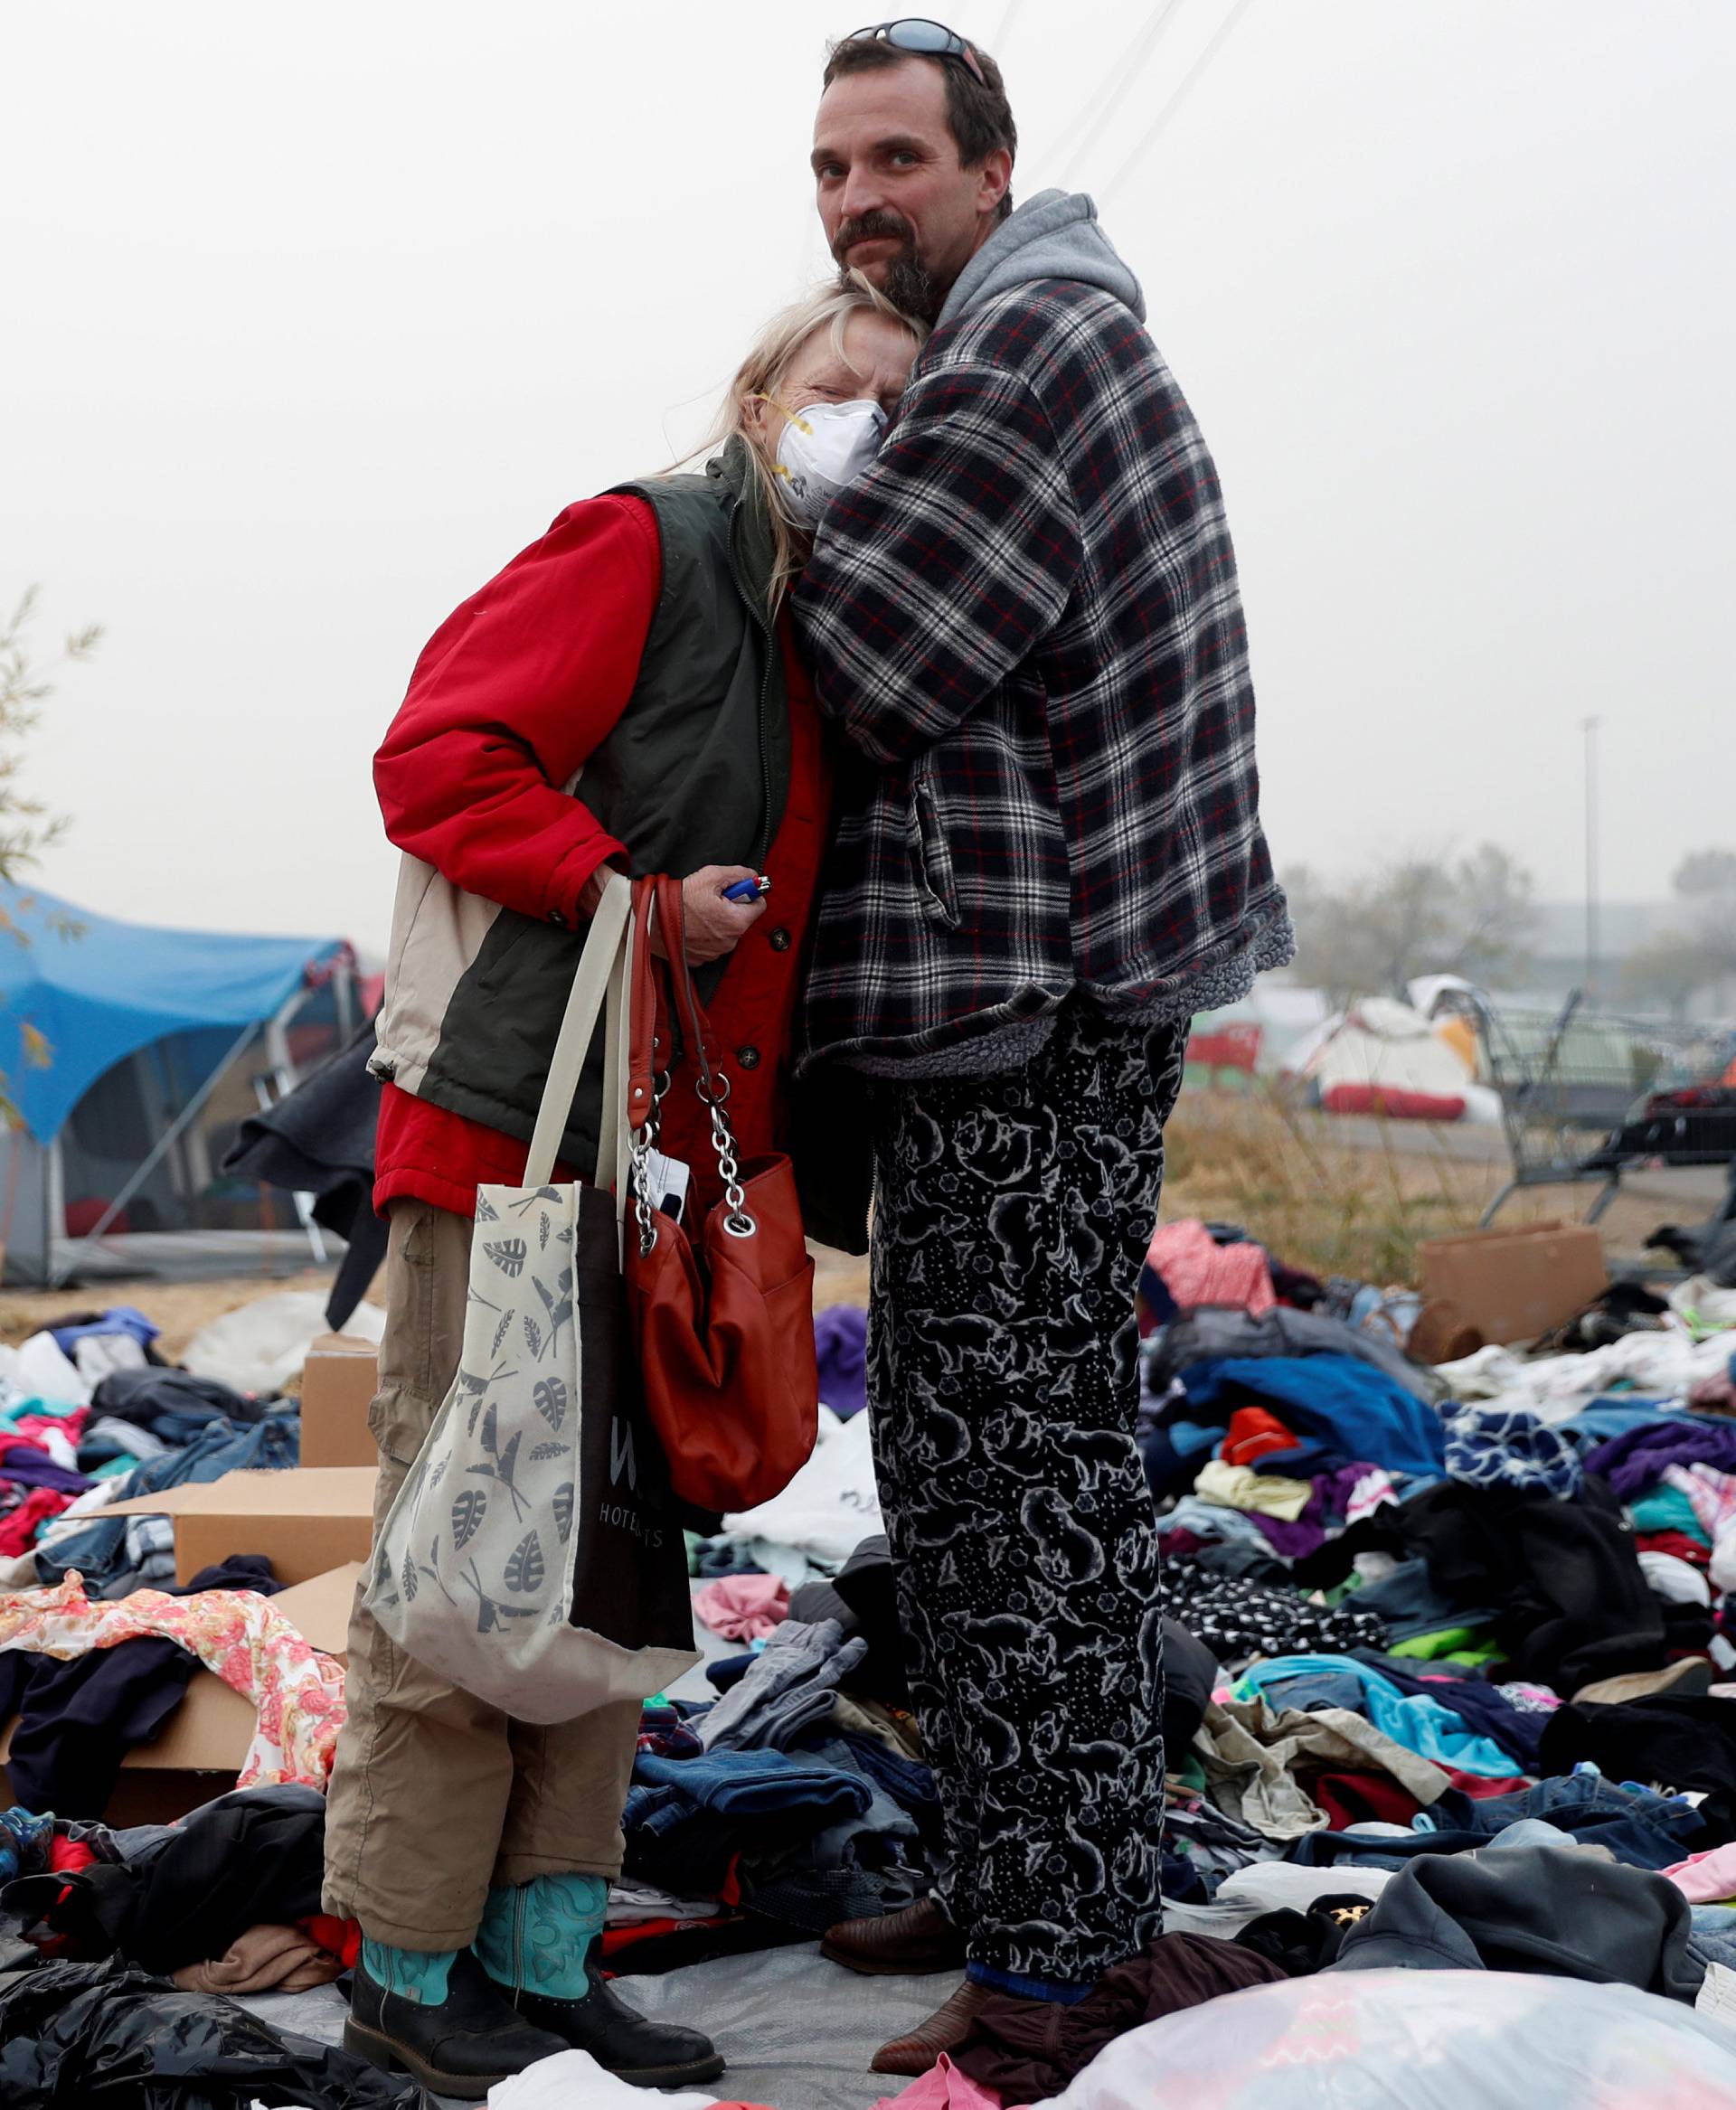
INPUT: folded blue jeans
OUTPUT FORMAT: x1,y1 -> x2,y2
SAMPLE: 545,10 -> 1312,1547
37,1413 -> 299,1593
624,1747 -> 873,1891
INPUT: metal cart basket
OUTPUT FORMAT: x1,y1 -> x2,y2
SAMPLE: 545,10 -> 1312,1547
1435,990 -> 1736,1227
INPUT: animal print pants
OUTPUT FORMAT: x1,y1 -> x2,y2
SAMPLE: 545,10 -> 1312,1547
867,1003 -> 1186,1986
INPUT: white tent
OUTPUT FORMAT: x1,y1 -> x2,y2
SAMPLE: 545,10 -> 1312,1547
1284,996 -> 1502,1122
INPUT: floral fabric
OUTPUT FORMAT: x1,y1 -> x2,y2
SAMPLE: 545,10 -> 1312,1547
0,1569 -> 345,1788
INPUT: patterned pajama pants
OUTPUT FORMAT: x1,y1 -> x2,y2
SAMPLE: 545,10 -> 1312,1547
867,1003 -> 1186,1986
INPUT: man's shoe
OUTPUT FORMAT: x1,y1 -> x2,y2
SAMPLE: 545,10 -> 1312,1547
871,1980 -> 995,2077
823,1897 -> 967,1977
344,1948 -> 568,2100
513,1964 -> 725,2090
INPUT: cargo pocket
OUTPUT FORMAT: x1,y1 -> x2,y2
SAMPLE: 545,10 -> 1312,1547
370,1203 -> 452,1469
909,767 -> 961,929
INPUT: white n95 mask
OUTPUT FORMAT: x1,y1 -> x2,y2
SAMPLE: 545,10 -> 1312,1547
768,398 -> 888,523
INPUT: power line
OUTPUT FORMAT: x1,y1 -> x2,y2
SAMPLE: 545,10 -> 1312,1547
1055,1 -> 1191,190
1100,0 -> 1260,205
1045,0 -> 1190,184
991,0 -> 1028,55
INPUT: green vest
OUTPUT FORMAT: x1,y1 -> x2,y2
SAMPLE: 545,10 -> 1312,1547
418,441 -> 791,1169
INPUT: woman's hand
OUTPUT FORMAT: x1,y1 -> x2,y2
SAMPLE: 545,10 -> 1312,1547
662,866 -> 767,965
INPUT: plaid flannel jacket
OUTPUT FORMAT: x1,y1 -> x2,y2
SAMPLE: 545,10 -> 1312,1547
792,277 -> 1291,1078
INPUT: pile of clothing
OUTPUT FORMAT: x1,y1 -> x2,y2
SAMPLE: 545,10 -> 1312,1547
5,1264 -> 1736,2106
0,1305 -> 304,1600
584,1227 -> 1736,2105
0,1787 -> 429,2108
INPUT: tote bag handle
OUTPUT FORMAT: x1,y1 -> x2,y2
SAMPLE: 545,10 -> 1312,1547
523,871 -> 637,1213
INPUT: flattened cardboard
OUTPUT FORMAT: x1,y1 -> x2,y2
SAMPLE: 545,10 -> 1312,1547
0,1562 -> 363,1825
103,1466 -> 378,1585
300,1333 -> 380,1469
1418,1218 -> 1609,1346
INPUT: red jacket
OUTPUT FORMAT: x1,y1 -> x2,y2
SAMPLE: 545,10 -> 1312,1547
373,494 -> 829,1221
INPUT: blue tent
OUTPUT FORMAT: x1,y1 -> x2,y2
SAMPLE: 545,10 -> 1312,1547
0,883 -> 354,1286
0,882 -> 347,1145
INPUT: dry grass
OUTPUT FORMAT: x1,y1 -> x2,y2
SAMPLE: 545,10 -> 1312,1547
0,1096 -> 1684,1347
1160,1085 -> 1677,1287
0,1268 -> 378,1364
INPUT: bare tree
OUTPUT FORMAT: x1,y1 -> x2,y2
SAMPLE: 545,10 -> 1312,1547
1618,848 -> 1736,1014
1286,843 -> 1535,1006
1673,850 -> 1736,975
1620,932 -> 1717,1018
0,589 -> 92,899
0,589 -> 93,1105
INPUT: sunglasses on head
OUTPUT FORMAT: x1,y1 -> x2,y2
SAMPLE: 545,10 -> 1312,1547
844,18 -> 987,87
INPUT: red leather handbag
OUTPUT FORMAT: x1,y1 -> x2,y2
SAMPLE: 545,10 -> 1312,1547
620,876 -> 819,1514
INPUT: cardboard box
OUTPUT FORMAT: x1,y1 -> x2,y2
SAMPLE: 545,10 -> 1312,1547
103,1466 -> 378,1586
1417,1219 -> 1609,1345
299,1333 -> 380,1468
0,1563 -> 361,1826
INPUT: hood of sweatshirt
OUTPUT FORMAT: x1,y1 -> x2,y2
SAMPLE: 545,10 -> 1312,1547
936,187 -> 1146,330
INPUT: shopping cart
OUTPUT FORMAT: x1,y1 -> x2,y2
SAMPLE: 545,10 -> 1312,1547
1433,989 -> 1736,1227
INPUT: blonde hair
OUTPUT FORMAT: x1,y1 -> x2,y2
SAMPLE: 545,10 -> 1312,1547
697,273 -> 927,615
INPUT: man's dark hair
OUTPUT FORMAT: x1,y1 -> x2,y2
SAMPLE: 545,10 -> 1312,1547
824,34 -> 1017,221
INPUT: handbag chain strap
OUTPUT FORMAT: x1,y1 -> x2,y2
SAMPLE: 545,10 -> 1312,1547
627,875 -> 757,1251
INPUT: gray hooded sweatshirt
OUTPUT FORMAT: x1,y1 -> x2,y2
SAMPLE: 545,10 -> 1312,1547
937,185 -> 1147,329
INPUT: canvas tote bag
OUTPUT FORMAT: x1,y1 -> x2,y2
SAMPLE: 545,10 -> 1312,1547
363,872 -> 699,1722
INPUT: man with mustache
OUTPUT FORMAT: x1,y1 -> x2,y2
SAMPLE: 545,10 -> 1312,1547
792,22 -> 1292,2077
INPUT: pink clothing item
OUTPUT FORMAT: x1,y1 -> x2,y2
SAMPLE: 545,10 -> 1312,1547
1660,1842 -> 1736,1904
693,1575 -> 791,1644
0,1487 -> 75,1557
873,2053 -> 1005,2110
1146,1219 -> 1275,1317
1344,1468 -> 1399,1523
9,1408 -> 90,1448
1441,1770 -> 1535,1798
1664,1461 -> 1736,1538
0,1569 -> 345,1788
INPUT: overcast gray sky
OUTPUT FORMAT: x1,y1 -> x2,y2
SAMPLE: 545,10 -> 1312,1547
5,0 -> 1732,952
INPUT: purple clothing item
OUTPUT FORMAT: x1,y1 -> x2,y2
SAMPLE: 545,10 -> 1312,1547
814,1304 -> 867,1421
1250,1509 -> 1327,1560
1585,1420 -> 1736,1501
0,1445 -> 92,1497
49,1305 -> 160,1355
1249,1463 -> 1378,1562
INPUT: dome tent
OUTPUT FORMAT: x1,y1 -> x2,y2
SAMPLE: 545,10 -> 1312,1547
1282,994 -> 1503,1123
0,881 -> 354,1286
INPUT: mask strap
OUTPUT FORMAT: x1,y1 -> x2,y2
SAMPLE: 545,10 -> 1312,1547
748,391 -> 813,439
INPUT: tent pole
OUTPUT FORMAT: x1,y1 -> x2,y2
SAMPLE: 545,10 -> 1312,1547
0,1117 -> 18,1285
51,1017 -> 264,1286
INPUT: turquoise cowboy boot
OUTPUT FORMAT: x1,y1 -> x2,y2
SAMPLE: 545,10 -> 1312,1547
347,1939 -> 565,2099
475,1873 -> 723,2087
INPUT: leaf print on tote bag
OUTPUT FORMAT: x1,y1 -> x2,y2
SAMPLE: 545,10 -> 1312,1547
451,1486 -> 487,1551
360,872 -> 698,1720
485,1237 -> 528,1278
505,1531 -> 545,1595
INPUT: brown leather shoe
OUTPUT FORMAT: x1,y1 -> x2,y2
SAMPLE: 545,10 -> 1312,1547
822,1897 -> 967,1978
870,1981 -> 995,2077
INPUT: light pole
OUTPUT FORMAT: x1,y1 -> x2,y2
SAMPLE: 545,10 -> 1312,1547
1582,715 -> 1601,1004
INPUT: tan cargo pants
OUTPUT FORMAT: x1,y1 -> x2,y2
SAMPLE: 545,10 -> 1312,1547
322,1200 -> 642,1950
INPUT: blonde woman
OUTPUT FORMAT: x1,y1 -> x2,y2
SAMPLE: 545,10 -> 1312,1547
327,278 -> 921,2100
